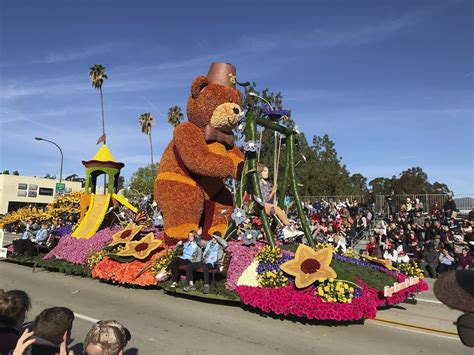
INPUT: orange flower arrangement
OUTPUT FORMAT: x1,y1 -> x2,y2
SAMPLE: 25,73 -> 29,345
280,244 -> 337,289
116,233 -> 162,259
109,222 -> 143,246
91,251 -> 165,287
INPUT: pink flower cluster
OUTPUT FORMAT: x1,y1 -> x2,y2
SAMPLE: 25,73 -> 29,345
225,241 -> 266,291
236,280 -> 380,321
44,227 -> 119,265
378,278 -> 429,306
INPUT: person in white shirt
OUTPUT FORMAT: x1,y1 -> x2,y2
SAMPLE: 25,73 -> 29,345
383,245 -> 398,263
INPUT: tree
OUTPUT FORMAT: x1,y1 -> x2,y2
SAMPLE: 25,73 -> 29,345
167,106 -> 183,127
2,170 -> 9,175
126,163 -> 159,196
349,173 -> 368,195
139,112 -> 155,165
12,170 -> 19,175
309,134 -> 353,196
117,176 -> 125,191
369,167 -> 451,195
89,64 -> 108,143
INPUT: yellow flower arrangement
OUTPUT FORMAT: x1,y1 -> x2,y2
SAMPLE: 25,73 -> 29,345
255,246 -> 281,264
315,278 -> 357,303
116,233 -> 162,259
314,242 -> 336,253
258,270 -> 289,288
397,262 -> 424,278
109,222 -> 143,246
87,250 -> 106,270
0,191 -> 82,228
280,244 -> 337,289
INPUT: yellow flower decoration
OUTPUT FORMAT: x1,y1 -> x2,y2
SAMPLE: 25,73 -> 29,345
109,222 -> 143,246
228,73 -> 236,85
116,233 -> 162,259
280,244 -> 337,289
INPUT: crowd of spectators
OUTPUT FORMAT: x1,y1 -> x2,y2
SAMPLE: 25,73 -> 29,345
295,195 -> 473,277
0,289 -> 131,355
279,198 -> 375,251
367,195 -> 474,277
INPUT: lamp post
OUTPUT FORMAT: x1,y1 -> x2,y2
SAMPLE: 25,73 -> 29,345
35,137 -> 63,183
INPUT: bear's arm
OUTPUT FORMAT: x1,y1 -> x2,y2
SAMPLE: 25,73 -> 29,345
174,122 -> 236,178
228,145 -> 244,180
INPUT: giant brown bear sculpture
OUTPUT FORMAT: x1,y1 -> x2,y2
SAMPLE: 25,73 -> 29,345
154,62 -> 244,242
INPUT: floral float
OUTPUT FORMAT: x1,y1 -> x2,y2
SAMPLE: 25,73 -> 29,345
228,242 -> 428,321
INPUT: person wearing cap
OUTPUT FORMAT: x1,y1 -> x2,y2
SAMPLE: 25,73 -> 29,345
434,269 -> 474,347
84,320 -> 131,355
396,250 -> 410,264
183,232 -> 228,293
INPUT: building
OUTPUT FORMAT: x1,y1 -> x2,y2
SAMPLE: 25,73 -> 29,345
0,175 -> 83,214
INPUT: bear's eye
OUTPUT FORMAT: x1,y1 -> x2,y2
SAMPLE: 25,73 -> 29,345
233,107 -> 240,114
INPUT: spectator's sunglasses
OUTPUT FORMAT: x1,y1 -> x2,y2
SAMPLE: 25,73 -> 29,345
454,313 -> 474,347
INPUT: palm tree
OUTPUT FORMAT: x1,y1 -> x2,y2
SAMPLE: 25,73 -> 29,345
139,112 -> 155,165
167,106 -> 183,128
89,64 -> 108,143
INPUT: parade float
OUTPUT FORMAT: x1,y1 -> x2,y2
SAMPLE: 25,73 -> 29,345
2,62 -> 428,322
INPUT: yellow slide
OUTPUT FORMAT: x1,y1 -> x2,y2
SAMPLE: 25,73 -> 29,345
112,193 -> 138,213
72,194 -> 111,239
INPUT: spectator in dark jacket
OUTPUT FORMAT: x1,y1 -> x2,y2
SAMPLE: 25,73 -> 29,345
442,196 -> 457,218
0,290 -> 31,355
31,307 -> 74,355
419,244 -> 439,278
457,247 -> 472,270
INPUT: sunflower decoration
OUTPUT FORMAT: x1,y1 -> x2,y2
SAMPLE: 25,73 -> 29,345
361,254 -> 398,271
109,222 -> 143,246
116,233 -> 163,260
280,244 -> 337,289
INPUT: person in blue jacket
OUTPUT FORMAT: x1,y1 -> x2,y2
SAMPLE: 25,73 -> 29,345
168,230 -> 202,288
183,232 -> 228,294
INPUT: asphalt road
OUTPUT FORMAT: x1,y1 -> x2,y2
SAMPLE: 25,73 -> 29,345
0,260 -> 471,355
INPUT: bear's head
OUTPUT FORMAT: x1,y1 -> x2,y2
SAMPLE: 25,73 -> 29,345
186,62 -> 242,133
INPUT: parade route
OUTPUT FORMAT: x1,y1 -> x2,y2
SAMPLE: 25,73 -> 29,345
1,261 -> 470,355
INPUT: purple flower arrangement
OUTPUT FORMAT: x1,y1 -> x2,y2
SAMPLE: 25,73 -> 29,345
44,227 -> 120,265
256,254 -> 293,275
334,254 -> 398,277
225,240 -> 266,291
50,224 -> 73,237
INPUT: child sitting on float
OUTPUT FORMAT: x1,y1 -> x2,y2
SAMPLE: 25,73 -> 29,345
183,231 -> 228,294
168,230 -> 202,288
257,163 -> 290,225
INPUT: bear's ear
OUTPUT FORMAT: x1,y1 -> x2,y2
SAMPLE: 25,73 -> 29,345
191,76 -> 209,99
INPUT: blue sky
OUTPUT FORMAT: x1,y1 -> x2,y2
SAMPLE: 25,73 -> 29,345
1,0 -> 473,193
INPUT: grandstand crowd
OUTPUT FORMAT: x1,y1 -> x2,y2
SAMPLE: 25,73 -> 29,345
301,194 -> 474,276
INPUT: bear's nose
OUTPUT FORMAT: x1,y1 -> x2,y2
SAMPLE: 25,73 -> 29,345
233,107 -> 240,115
